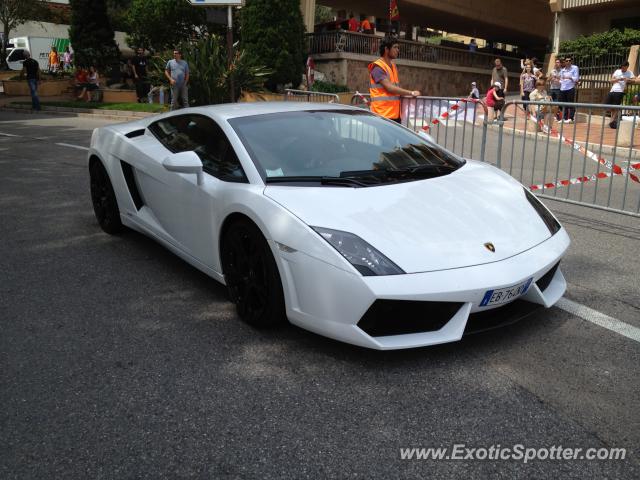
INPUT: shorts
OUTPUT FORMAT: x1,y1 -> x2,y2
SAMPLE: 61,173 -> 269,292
605,92 -> 624,105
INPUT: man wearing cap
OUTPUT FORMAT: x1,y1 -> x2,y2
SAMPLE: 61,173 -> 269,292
485,81 -> 505,122
469,82 -> 480,100
368,38 -> 420,122
606,61 -> 636,129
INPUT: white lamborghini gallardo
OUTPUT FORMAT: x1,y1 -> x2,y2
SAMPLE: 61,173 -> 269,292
89,102 -> 569,349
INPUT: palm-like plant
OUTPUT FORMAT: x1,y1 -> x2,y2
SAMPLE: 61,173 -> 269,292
146,35 -> 271,106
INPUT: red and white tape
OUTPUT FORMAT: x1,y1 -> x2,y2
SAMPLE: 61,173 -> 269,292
529,162 -> 640,191
353,92 -> 479,132
525,110 -> 639,184
420,98 -> 480,132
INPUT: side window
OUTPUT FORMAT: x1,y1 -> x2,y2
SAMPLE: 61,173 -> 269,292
149,115 -> 247,183
8,49 -> 26,62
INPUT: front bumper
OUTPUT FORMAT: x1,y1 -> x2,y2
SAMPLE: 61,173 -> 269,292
276,229 -> 570,350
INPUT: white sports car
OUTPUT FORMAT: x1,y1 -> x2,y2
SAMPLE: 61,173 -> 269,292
89,102 -> 569,350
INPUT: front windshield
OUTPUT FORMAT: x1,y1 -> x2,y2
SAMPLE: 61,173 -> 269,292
229,110 -> 465,185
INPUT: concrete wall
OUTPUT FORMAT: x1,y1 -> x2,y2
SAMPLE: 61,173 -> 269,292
558,5 -> 640,43
313,52 -> 520,98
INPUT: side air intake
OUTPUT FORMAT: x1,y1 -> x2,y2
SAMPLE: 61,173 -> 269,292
120,161 -> 144,210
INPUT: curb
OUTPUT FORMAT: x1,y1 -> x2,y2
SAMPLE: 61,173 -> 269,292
1,104 -> 158,122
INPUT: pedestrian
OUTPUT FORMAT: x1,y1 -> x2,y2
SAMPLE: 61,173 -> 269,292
469,38 -> 478,52
62,46 -> 73,72
520,64 -> 536,102
528,80 -> 554,133
165,49 -> 190,111
360,16 -> 373,34
485,81 -> 505,122
491,58 -> 509,93
559,56 -> 579,123
132,47 -> 150,103
77,66 -> 100,102
606,61 -> 636,129
469,81 -> 480,100
48,46 -> 60,74
548,58 -> 562,102
347,13 -> 359,32
19,51 -> 41,111
368,38 -> 420,123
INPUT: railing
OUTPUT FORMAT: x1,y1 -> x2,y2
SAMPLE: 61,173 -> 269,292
558,49 -> 630,84
299,92 -> 640,216
283,89 -> 339,103
307,31 -> 521,72
351,93 -> 489,162
495,100 -> 640,216
562,0 -> 617,9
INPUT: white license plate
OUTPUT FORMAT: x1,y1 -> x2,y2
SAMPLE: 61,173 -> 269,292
479,278 -> 533,307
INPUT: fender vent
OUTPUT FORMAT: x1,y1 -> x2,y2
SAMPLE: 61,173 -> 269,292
120,161 -> 144,210
358,300 -> 463,337
536,262 -> 560,292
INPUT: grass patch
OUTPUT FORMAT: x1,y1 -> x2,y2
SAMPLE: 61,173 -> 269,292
11,100 -> 167,113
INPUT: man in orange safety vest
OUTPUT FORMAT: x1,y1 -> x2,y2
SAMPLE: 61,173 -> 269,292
368,38 -> 420,122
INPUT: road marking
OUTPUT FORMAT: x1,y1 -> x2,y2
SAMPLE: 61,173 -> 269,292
0,132 -> 19,137
556,297 -> 640,343
55,142 -> 89,151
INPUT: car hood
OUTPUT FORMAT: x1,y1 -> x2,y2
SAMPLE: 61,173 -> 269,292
264,161 -> 554,273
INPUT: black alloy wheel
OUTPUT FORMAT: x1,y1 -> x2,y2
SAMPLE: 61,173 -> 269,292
89,160 -> 123,234
221,220 -> 285,328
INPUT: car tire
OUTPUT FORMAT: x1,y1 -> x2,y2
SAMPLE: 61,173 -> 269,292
90,160 -> 124,235
221,219 -> 286,328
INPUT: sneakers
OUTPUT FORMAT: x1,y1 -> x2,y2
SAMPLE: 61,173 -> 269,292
609,120 -> 618,129
542,125 -> 550,134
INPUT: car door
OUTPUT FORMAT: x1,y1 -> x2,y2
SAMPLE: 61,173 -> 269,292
137,114 -> 248,270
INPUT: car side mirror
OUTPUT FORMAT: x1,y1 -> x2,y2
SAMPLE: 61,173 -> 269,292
162,151 -> 204,186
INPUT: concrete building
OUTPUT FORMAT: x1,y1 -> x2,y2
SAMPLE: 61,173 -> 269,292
549,0 -> 640,52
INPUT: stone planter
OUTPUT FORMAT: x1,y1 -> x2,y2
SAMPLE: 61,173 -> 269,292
2,79 -> 71,96
102,89 -> 137,103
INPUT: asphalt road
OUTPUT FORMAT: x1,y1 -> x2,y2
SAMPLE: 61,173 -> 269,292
1,111 -> 639,479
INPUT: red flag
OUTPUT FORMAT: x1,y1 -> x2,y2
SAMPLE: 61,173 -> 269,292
389,0 -> 400,21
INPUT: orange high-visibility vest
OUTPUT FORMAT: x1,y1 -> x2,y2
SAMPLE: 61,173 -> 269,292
368,58 -> 401,119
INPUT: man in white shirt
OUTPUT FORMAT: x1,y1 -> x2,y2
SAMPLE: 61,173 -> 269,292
606,61 -> 636,129
559,57 -> 579,123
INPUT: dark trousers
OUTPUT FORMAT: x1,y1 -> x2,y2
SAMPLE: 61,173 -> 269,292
135,78 -> 150,102
27,79 -> 41,111
559,88 -> 576,120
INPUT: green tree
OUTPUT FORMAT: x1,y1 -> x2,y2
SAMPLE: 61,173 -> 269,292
241,0 -> 306,91
0,0 -> 45,65
68,0 -> 120,70
125,0 -> 207,52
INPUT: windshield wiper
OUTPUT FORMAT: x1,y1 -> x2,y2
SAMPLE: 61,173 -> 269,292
265,176 -> 368,187
394,164 -> 457,174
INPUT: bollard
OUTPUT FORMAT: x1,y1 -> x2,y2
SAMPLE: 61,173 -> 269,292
617,120 -> 635,148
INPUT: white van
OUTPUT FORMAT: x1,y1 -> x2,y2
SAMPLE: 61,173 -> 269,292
6,36 -> 71,71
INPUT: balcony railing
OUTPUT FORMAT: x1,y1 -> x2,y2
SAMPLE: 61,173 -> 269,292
306,31 -> 522,72
562,0 -> 617,9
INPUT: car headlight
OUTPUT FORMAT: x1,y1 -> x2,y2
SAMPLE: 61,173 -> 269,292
311,227 -> 405,276
524,188 -> 561,235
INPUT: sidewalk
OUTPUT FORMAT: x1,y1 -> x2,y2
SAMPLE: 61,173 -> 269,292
0,94 -> 156,122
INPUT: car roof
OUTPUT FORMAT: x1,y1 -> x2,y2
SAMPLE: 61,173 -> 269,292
183,101 -> 364,120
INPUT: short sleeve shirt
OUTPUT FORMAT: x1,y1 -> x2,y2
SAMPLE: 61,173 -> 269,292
610,69 -> 633,93
166,59 -> 189,84
491,66 -> 508,86
370,65 -> 388,84
132,55 -> 148,77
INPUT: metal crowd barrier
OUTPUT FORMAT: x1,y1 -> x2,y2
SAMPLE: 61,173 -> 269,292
326,92 -> 640,217
495,100 -> 640,217
352,93 -> 489,162
283,89 -> 339,103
